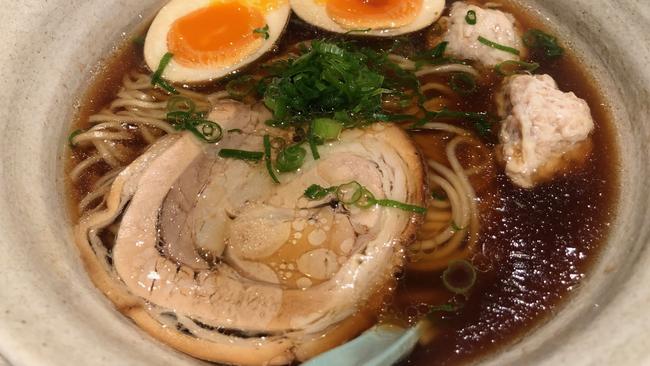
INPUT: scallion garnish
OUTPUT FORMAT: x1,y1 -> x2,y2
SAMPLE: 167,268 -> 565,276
354,187 -> 377,208
253,24 -> 270,40
311,118 -> 343,141
256,40 -> 476,147
426,303 -> 462,322
308,121 -> 321,161
166,110 -> 192,123
261,40 -> 389,129
495,60 -> 540,76
336,181 -> 364,204
166,110 -> 223,143
451,221 -> 464,232
186,120 -> 222,143
465,10 -> 477,25
411,108 -> 492,136
68,129 -> 83,147
523,29 -> 564,58
442,260 -> 477,295
429,41 -> 449,59
167,96 -> 196,114
151,52 -> 179,94
375,199 -> 428,214
477,36 -> 520,56
218,149 -> 264,161
304,184 -> 335,200
263,134 -> 280,184
303,182 -> 426,214
372,112 -> 413,122
414,42 -> 450,68
276,144 -> 307,172
449,73 -> 477,96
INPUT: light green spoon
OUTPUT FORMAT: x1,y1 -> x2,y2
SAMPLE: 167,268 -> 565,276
303,322 -> 424,366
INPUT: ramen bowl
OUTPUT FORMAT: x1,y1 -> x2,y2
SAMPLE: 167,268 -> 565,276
0,0 -> 648,365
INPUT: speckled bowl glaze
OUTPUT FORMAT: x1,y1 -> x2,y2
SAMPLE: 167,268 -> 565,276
0,1 -> 648,365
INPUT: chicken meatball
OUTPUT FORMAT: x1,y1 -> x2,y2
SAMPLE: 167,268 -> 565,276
496,74 -> 594,188
442,2 -> 525,66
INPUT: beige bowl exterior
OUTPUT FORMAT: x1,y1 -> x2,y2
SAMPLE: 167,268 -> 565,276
0,0 -> 648,365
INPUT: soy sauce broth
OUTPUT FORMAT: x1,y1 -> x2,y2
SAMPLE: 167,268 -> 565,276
392,2 -> 619,365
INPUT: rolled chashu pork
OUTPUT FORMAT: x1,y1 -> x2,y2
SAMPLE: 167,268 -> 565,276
75,100 -> 425,365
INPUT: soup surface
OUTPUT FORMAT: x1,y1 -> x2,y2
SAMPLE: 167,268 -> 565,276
67,1 -> 619,365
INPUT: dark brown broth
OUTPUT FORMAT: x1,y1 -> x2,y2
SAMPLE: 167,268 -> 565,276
66,1 -> 619,365
396,2 -> 620,365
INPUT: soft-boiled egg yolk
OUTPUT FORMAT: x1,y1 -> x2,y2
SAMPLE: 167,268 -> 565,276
325,0 -> 423,29
167,1 -> 266,68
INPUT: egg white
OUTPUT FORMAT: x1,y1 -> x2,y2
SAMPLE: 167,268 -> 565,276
144,0 -> 290,83
290,0 -> 445,36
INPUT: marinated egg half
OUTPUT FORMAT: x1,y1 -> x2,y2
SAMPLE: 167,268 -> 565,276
290,0 -> 444,36
144,0 -> 290,83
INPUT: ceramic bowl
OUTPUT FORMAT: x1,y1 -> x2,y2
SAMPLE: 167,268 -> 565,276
0,0 -> 648,365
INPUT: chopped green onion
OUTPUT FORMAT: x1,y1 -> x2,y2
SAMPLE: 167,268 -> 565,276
227,128 -> 243,134
430,303 -> 459,312
167,110 -> 223,143
333,111 -> 353,126
465,10 -> 477,25
167,96 -> 196,113
375,199 -> 427,214
261,40 -> 389,129
451,221 -> 464,232
372,112 -> 414,122
429,303 -> 460,313
151,52 -> 179,94
311,118 -> 343,141
495,60 -> 540,76
263,134 -> 280,184
308,122 -> 321,160
426,303 -> 462,322
336,181 -> 363,204
304,184 -> 335,200
429,42 -> 449,59
154,79 -> 178,95
226,75 -> 257,99
411,108 -> 492,136
166,110 -> 191,124
426,109 -> 488,124
218,149 -> 264,161
477,36 -> 520,56
449,73 -> 477,96
68,129 -> 83,147
253,24 -> 270,40
303,181 -> 425,214
523,29 -> 564,58
187,120 -> 223,143
442,260 -> 477,295
399,94 -> 413,108
276,145 -> 307,172
414,41 -> 449,68
355,187 -> 377,208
